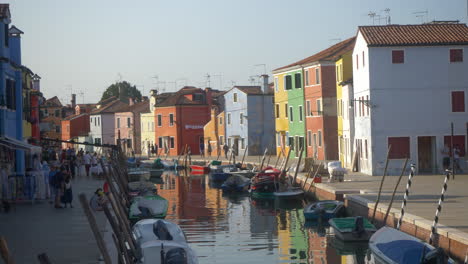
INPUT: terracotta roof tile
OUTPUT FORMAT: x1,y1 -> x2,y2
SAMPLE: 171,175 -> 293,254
273,37 -> 356,72
91,100 -> 128,114
359,24 -> 468,47
157,87 -> 206,107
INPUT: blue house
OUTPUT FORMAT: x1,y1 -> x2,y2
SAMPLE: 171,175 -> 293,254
0,4 -> 29,177
224,75 -> 276,156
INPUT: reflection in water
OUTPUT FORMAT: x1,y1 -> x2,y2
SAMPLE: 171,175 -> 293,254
154,172 -> 367,264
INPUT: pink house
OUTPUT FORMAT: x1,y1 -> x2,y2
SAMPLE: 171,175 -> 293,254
114,100 -> 149,154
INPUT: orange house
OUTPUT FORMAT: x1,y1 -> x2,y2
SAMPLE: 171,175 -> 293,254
61,113 -> 90,147
154,87 -> 215,156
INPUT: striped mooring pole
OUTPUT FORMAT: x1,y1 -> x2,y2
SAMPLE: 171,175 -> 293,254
464,247 -> 468,264
428,169 -> 451,245
396,164 -> 416,230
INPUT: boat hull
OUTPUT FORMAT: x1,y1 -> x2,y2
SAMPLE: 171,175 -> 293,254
329,217 -> 377,242
303,200 -> 345,221
190,165 -> 210,174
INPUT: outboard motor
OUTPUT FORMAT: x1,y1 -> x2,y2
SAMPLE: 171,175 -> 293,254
153,220 -> 173,241
422,248 -> 448,264
164,248 -> 188,264
352,216 -> 365,238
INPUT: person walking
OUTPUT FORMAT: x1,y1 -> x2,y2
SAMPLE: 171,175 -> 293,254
441,144 -> 450,171
83,151 -> 92,176
454,145 -> 463,173
61,175 -> 73,208
223,144 -> 229,159
199,141 -> 205,158
51,167 -> 66,209
207,143 -> 212,157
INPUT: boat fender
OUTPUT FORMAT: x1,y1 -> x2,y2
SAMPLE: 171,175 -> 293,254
165,248 -> 188,264
352,216 -> 366,238
422,248 -> 447,264
154,221 -> 173,241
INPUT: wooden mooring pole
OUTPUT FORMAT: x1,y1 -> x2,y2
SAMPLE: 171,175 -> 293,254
397,164 -> 416,230
383,158 -> 409,225
0,237 -> 15,264
371,145 -> 392,223
292,147 -> 304,186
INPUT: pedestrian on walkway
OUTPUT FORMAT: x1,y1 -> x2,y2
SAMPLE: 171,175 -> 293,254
51,167 -> 66,209
61,175 -> 73,208
454,144 -> 463,173
89,188 -> 107,211
200,141 -> 205,158
207,143 -> 212,157
223,144 -> 229,159
83,151 -> 92,176
441,144 -> 450,171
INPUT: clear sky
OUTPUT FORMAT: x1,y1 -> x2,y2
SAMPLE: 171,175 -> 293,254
7,0 -> 468,104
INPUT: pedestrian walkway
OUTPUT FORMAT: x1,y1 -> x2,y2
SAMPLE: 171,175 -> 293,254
0,175 -> 109,264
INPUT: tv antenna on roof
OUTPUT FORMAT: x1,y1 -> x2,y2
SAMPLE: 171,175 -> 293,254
413,10 -> 428,24
78,91 -> 84,104
254,64 -> 266,75
152,75 -> 159,90
382,8 -> 391,24
368,11 -> 377,25
205,73 -> 211,87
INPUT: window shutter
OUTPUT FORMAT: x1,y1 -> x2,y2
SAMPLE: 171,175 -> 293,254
451,91 -> 465,112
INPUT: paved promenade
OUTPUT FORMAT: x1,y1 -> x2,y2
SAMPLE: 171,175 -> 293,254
0,175 -> 111,264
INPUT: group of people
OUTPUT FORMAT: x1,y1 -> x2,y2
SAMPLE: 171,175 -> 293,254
441,144 -> 464,173
198,141 -> 237,159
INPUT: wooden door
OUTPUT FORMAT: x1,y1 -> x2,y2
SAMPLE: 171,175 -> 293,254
418,136 -> 433,172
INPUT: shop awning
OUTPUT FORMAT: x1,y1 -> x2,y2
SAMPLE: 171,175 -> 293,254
0,136 -> 41,152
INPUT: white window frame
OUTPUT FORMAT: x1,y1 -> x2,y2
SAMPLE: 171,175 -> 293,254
274,77 -> 279,92
227,113 -> 231,125
169,113 -> 174,126
233,93 -> 238,103
316,99 -> 322,116
305,70 -> 309,86
315,68 -> 320,84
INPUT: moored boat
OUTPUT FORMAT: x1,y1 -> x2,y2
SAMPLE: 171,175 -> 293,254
221,174 -> 251,192
249,167 -> 281,198
129,195 -> 169,223
273,187 -> 304,199
328,216 -> 377,241
128,170 -> 151,182
303,200 -> 345,221
229,170 -> 256,179
368,226 -> 455,264
132,219 -> 198,264
209,164 -> 237,181
190,165 -> 210,174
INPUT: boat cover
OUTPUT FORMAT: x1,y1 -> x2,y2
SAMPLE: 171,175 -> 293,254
330,217 -> 376,232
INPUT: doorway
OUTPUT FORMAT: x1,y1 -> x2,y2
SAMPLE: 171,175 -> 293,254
418,136 -> 436,173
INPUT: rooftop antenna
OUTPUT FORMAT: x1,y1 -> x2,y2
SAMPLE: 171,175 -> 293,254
176,78 -> 188,87
382,8 -> 391,24
254,64 -> 266,75
152,75 -> 159,90
211,74 -> 222,89
248,75 -> 258,85
205,73 -> 211,87
413,10 -> 428,23
116,73 -> 123,83
368,11 -> 377,25
78,90 -> 84,104
230,80 -> 236,87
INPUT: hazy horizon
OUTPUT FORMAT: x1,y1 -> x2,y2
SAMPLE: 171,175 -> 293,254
7,0 -> 468,105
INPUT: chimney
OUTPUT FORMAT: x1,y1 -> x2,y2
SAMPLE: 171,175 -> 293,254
32,74 -> 41,91
129,97 -> 134,106
150,89 -> 158,112
261,74 -> 269,94
205,87 -> 212,108
75,105 -> 81,115
9,25 -> 23,66
71,94 -> 76,109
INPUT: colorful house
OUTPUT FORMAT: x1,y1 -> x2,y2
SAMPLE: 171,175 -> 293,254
140,90 -> 157,156
353,23 -> 468,175
61,112 -> 90,147
273,71 -> 289,156
154,87 -> 214,156
203,106 -> 225,158
224,76 -> 275,156
272,65 -> 305,158
335,47 -> 354,168
114,100 -> 149,155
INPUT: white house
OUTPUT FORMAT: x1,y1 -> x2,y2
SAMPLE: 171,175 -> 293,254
88,99 -> 127,154
353,23 -> 468,175
341,80 -> 355,168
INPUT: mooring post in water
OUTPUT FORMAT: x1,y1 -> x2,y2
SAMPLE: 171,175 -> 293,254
302,160 -> 314,189
383,158 -> 409,225
240,145 -> 248,167
259,148 -> 268,171
292,147 -> 304,186
428,169 -> 451,246
0,237 -> 15,264
396,165 -> 416,230
79,194 -> 112,264
371,145 -> 392,223
307,163 -> 322,193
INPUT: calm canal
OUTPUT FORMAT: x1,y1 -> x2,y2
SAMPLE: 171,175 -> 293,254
153,172 -> 367,264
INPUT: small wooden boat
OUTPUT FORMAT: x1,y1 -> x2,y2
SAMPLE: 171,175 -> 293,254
221,174 -> 251,192
148,169 -> 164,178
129,195 -> 169,222
303,200 -> 345,221
273,187 -> 304,199
190,165 -> 210,174
128,170 -> 151,182
161,160 -> 184,170
229,170 -> 256,179
209,164 -> 238,181
329,216 -> 377,241
368,226 -> 455,264
128,181 -> 158,197
249,167 -> 281,199
132,219 -> 199,264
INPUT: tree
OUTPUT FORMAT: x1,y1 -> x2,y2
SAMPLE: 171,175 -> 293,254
100,81 -> 142,103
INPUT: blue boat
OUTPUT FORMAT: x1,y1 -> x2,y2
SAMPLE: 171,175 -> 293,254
209,165 -> 237,181
304,200 -> 345,221
368,226 -> 455,264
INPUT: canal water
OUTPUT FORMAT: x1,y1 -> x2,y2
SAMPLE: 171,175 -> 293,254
153,172 -> 367,264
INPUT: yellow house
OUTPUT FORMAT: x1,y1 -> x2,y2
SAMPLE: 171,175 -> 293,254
273,72 -> 290,156
140,111 -> 155,156
203,106 -> 225,158
336,50 -> 353,167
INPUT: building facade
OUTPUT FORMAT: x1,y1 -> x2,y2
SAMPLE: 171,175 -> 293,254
114,100 -> 149,155
353,23 -> 468,175
203,107 -> 225,158
273,72 -> 290,157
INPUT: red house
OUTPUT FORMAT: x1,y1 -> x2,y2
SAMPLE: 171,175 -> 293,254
154,87 -> 216,156
61,113 -> 90,146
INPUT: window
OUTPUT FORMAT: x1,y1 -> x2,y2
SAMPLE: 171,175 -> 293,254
276,133 -> 281,146
315,68 -> 320,84
240,113 -> 244,125
316,99 -> 322,115
233,93 -> 238,102
127,117 -> 131,128
274,77 -> 279,92
318,130 -> 322,147
157,114 -> 162,126
127,139 -> 132,148
450,49 -> 463,63
364,139 -> 368,159
94,117 -> 97,126
294,73 -> 302,89
170,137 -> 175,148
306,101 -> 311,116
4,24 -> 8,47
289,106 -> 294,122
55,126 -> 60,133
299,137 -> 305,151
94,138 -> 101,145
356,54 -> 359,69
240,138 -> 245,149
299,105 -> 303,121
219,135 -> 224,145
388,137 -> 410,159
305,70 -> 309,86
361,96 -> 365,116
392,50 -> 404,64
117,118 -> 120,128
451,91 -> 465,112
285,104 -> 288,118
227,113 -> 231,125
362,51 -> 365,67
98,117 -> 100,126
55,109 -> 60,117
90,117 -> 93,124
158,137 -> 163,148
6,79 -> 15,110
443,135 -> 466,157
289,136 -> 294,151
313,133 -> 317,147
307,131 -> 312,147
275,104 -> 280,118
219,116 -> 223,125
169,113 -> 174,126
285,75 -> 292,90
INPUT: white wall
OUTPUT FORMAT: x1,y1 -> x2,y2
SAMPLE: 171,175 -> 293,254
354,30 -> 468,175
342,83 -> 355,167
